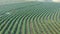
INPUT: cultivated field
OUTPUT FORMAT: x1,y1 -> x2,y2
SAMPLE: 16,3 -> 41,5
0,2 -> 60,34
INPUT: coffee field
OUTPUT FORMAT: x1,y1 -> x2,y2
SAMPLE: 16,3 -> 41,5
0,2 -> 60,34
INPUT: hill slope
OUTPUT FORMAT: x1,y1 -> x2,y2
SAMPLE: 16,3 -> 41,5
0,2 -> 60,34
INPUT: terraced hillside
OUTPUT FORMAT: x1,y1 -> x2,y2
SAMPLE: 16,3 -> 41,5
0,2 -> 60,34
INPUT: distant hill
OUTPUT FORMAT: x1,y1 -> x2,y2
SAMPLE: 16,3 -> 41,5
0,0 -> 60,5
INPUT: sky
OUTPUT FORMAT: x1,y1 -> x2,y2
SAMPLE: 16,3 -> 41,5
0,0 -> 60,5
